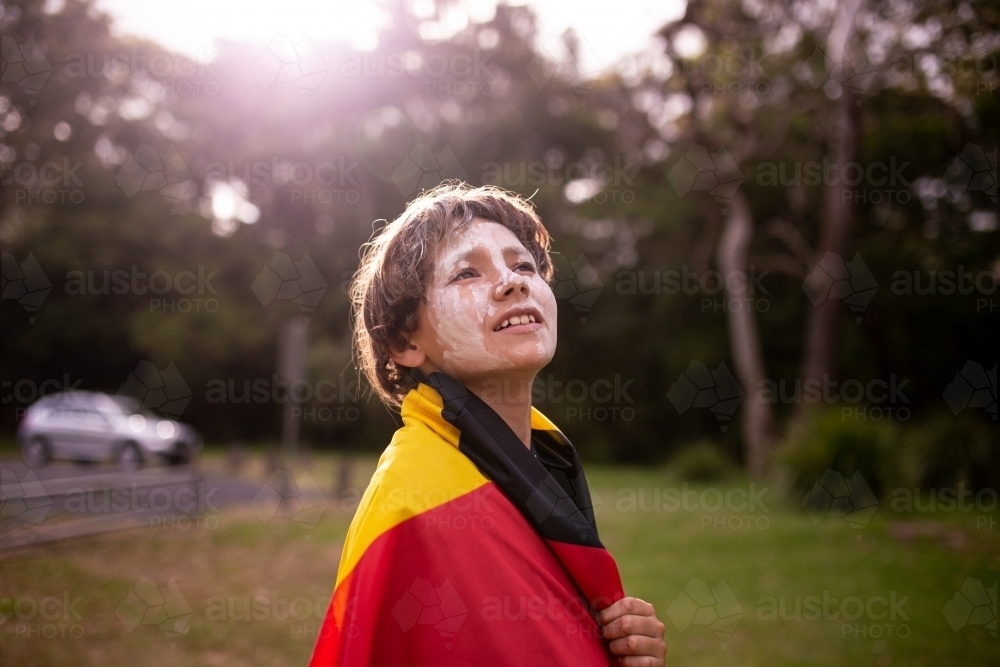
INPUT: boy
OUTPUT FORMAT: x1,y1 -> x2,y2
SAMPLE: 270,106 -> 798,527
310,183 -> 666,666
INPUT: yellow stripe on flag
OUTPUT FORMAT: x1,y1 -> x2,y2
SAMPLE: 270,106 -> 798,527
530,406 -> 559,433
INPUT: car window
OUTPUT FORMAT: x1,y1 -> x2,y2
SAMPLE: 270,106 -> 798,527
94,393 -> 127,416
53,407 -> 85,423
55,409 -> 108,430
60,395 -> 95,412
82,410 -> 109,429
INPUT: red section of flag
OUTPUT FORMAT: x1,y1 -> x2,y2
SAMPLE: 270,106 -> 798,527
310,482 -> 618,666
546,540 -> 625,611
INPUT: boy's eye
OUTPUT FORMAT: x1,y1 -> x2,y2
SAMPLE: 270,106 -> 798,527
516,261 -> 536,273
451,268 -> 477,282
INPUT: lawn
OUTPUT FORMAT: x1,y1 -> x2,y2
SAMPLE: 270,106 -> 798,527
1,450 -> 997,666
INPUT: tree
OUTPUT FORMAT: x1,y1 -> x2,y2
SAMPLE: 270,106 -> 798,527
605,0 -> 999,471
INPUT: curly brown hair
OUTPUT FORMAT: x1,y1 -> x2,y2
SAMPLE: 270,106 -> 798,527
351,181 -> 554,406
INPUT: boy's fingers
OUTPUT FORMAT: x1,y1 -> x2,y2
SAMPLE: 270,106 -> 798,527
608,634 -> 666,658
601,614 -> 665,640
597,597 -> 655,624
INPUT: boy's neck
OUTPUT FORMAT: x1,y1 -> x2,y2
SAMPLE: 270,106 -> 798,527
464,374 -> 535,449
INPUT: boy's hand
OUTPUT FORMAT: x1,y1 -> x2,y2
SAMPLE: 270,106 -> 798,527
597,597 -> 667,666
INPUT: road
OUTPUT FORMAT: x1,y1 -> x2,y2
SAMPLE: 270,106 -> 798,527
0,459 -> 263,549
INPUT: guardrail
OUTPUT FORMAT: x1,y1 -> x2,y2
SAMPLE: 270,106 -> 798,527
0,467 -> 205,549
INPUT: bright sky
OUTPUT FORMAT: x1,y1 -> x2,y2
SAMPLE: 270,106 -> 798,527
95,0 -> 686,75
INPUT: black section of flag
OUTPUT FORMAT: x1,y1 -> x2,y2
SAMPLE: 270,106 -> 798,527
422,370 -> 602,547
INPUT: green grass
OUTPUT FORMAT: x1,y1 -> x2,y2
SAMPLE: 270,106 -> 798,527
587,466 -> 999,666
1,454 -> 997,666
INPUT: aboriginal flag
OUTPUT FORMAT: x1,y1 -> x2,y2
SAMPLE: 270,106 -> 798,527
309,371 -> 625,666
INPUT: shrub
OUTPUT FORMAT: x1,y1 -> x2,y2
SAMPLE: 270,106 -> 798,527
671,441 -> 734,482
900,411 -> 1000,492
775,409 -> 906,500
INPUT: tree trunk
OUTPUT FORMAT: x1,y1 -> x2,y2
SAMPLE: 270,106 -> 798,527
717,191 -> 776,475
801,0 -> 864,392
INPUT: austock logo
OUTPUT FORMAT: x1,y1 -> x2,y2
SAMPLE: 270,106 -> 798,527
525,35 -> 603,100
524,472 -> 602,528
1,34 -> 52,103
0,591 -> 84,637
1,468 -> 52,526
251,35 -> 327,102
391,578 -> 468,648
802,36 -> 880,99
756,374 -> 911,423
251,469 -> 327,529
667,144 -> 743,215
116,578 -> 192,644
1,251 -> 51,323
679,47 -> 770,96
118,360 -> 193,418
667,361 -> 743,432
802,469 -> 879,535
0,148 -> 87,205
391,143 -> 467,199
755,590 -> 911,639
666,578 -> 744,649
550,253 -> 602,323
116,143 -> 196,212
942,361 -> 997,422
63,46 -> 218,98
251,251 -> 328,319
944,144 -> 997,203
942,577 -> 997,638
2,375 -> 84,407
338,47 -> 497,98
802,252 -> 878,322
334,596 -> 363,640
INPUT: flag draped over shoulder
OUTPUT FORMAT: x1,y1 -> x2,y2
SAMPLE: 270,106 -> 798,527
309,371 -> 624,666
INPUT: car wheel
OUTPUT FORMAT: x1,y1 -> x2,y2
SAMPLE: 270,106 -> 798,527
115,442 -> 142,472
22,436 -> 50,468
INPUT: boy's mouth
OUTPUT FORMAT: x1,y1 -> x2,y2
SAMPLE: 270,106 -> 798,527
493,306 -> 543,332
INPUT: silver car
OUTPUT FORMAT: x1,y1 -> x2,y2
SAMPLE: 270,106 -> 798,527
17,391 -> 202,471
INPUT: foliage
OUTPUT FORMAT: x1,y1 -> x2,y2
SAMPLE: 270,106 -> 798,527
0,0 -> 996,469
669,440 -> 735,481
775,409 -> 907,499
901,411 -> 1000,492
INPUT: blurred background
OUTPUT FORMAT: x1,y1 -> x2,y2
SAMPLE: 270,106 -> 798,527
0,0 -> 997,665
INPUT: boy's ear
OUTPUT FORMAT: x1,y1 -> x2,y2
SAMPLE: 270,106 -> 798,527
388,340 -> 427,369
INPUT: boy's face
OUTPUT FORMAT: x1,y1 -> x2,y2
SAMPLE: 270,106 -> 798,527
406,218 -> 558,383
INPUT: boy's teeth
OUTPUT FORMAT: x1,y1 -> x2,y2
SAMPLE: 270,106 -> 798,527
496,313 -> 539,330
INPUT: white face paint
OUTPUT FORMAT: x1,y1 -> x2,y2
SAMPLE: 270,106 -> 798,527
421,218 -> 558,382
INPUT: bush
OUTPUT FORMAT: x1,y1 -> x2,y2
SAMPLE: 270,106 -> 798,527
670,441 -> 734,481
900,411 -> 1000,492
775,409 -> 906,500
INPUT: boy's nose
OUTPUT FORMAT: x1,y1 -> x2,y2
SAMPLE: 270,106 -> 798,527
494,268 -> 529,299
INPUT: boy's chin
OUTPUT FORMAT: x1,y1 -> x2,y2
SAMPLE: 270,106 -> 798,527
452,351 -> 554,382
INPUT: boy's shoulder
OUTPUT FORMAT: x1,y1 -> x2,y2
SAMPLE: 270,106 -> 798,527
334,408 -> 489,584
364,416 -> 487,514
345,406 -> 487,543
